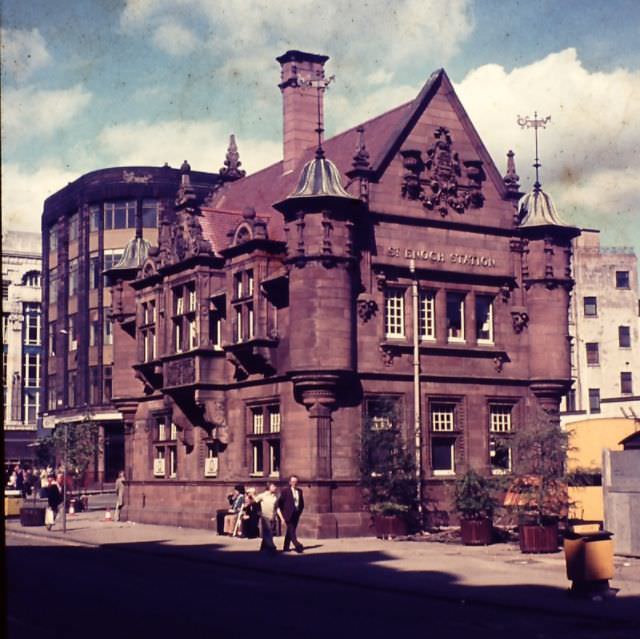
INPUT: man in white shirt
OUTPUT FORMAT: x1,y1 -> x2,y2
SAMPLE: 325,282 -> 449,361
255,482 -> 279,552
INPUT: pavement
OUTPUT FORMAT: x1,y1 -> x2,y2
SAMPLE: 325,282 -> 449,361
6,510 -> 640,624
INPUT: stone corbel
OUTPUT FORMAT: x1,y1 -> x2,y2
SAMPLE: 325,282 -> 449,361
511,307 -> 529,334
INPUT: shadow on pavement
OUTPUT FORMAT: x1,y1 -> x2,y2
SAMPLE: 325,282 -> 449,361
6,534 -> 639,639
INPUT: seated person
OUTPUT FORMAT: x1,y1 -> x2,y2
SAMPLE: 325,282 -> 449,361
240,490 -> 260,539
223,485 -> 245,535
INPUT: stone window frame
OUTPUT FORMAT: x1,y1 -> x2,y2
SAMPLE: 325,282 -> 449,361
487,400 -> 518,476
246,400 -> 281,478
427,396 -> 464,477
23,351 -> 41,388
384,287 -> 406,339
418,289 -> 436,341
23,302 -> 41,346
363,394 -> 404,432
231,268 -> 256,344
445,291 -> 466,343
140,299 -> 157,362
151,413 -> 178,479
171,282 -> 197,354
23,388 -> 40,424
475,293 -> 495,345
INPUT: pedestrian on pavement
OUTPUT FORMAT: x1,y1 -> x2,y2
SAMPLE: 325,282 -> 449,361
223,485 -> 245,535
39,468 -> 49,497
240,489 -> 260,539
45,474 -> 63,531
277,474 -> 304,553
114,470 -> 126,522
255,482 -> 279,553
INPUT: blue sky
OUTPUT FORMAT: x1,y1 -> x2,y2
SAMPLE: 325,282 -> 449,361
2,0 -> 639,255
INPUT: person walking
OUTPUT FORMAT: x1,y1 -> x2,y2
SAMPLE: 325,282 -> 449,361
45,474 -> 63,531
277,475 -> 304,553
114,470 -> 126,522
255,482 -> 279,553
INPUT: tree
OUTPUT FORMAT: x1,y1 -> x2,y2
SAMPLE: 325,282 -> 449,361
506,407 -> 569,525
40,422 -> 101,481
359,399 -> 417,518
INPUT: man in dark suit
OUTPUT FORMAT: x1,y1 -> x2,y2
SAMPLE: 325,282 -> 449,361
277,474 -> 304,553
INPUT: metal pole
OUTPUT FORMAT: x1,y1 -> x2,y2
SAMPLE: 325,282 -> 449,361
62,422 -> 67,533
409,259 -> 423,525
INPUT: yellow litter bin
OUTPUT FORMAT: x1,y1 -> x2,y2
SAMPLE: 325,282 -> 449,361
5,494 -> 24,517
563,526 -> 614,598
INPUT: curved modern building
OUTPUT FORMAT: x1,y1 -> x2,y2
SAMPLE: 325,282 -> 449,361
41,165 -> 219,483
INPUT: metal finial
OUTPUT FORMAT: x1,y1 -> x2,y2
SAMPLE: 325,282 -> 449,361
517,112 -> 551,191
298,72 -> 335,159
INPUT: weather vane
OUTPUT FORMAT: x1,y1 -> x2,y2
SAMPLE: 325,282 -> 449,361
298,73 -> 336,158
517,111 -> 551,191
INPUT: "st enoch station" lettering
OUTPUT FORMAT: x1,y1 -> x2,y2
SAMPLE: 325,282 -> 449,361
386,246 -> 497,268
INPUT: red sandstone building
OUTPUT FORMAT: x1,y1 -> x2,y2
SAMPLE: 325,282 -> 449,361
108,51 -> 578,536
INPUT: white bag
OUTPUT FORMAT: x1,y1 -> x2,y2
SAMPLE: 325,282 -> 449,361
45,506 -> 55,526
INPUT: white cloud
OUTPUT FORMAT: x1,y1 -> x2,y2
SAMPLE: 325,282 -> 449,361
1,27 -> 51,81
152,21 -> 200,56
2,84 -> 92,143
1,164 -> 79,232
120,1 -> 474,73
97,118 -> 280,174
455,48 -> 640,224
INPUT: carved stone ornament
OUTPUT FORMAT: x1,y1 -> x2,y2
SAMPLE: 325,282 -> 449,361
379,345 -> 396,368
357,294 -> 378,322
400,127 -> 485,217
493,354 -> 507,372
165,357 -> 195,386
511,308 -> 529,334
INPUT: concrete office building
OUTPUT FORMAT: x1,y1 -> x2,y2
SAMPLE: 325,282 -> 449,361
41,166 -> 220,483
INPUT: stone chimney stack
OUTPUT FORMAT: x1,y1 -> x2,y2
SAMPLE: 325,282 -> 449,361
276,50 -> 329,174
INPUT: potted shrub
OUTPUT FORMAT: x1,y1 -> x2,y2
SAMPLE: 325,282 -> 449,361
360,400 -> 417,538
453,469 -> 495,545
505,408 -> 569,553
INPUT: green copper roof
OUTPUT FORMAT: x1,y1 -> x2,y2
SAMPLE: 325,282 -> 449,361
273,156 -> 359,213
110,236 -> 151,272
517,188 -> 576,231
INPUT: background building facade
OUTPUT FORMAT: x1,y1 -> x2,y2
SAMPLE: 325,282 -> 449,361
41,166 -> 219,483
563,229 -> 639,418
109,51 -> 579,537
2,230 -> 43,467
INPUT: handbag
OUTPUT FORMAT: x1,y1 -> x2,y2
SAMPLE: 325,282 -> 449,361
45,506 -> 55,526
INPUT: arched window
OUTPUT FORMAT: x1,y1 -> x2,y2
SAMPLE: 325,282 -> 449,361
22,271 -> 41,287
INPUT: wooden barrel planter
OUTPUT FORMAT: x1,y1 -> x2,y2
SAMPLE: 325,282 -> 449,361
374,514 -> 407,539
460,518 -> 493,545
519,521 -> 559,553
